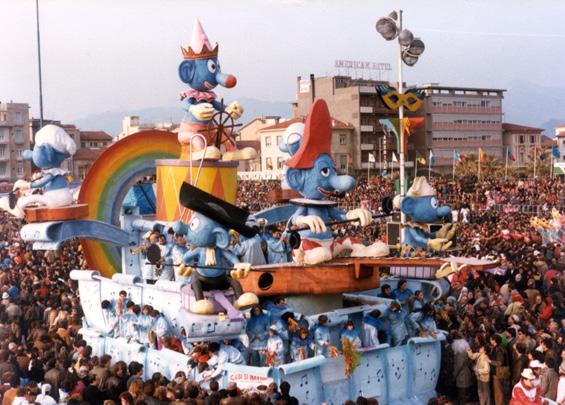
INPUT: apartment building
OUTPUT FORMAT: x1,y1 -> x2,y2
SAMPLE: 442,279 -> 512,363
417,85 -> 505,171
0,102 -> 32,182
292,74 -> 423,172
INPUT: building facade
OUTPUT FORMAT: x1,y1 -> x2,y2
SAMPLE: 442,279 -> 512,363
417,85 -> 505,172
0,102 -> 32,182
118,116 -> 179,140
292,74 -> 422,173
258,116 -> 354,173
236,116 -> 283,172
502,123 -> 543,166
73,131 -> 112,180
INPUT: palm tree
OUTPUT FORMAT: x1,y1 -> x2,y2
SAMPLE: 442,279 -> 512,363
455,153 -> 503,178
522,153 -> 552,178
455,154 -> 477,178
481,153 -> 504,178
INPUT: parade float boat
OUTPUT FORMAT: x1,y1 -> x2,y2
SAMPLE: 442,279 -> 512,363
8,20 -> 499,405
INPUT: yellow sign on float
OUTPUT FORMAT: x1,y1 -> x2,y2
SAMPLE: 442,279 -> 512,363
155,159 -> 238,222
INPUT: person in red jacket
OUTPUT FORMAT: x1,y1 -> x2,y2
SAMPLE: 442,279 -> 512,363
510,368 -> 542,405
539,297 -> 554,323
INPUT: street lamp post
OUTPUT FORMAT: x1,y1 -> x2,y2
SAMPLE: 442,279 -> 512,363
35,0 -> 44,128
376,10 -> 425,233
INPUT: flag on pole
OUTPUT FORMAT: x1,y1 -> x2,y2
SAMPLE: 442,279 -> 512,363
506,147 -> 516,162
453,150 -> 461,162
416,151 -> 426,165
552,145 -> 561,158
429,149 -> 435,166
368,153 -> 375,163
479,148 -> 486,161
392,152 -> 398,162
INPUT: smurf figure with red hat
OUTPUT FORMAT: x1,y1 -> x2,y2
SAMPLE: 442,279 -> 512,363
0,125 -> 76,219
177,19 -> 256,162
281,99 -> 389,265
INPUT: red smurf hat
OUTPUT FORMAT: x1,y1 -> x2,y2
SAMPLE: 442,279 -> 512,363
285,99 -> 333,169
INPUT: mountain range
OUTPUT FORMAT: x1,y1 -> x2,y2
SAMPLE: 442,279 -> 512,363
71,80 -> 565,137
72,97 -> 292,136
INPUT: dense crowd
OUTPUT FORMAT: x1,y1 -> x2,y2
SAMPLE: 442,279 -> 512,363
0,175 -> 563,405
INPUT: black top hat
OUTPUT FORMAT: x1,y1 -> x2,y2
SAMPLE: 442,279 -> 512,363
179,182 -> 258,238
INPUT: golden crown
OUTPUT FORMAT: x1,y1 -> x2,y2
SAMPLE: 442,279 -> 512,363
181,43 -> 219,60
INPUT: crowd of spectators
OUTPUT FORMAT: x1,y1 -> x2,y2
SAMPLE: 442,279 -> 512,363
0,174 -> 563,405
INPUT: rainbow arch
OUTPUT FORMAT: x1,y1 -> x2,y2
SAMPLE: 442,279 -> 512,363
78,130 -> 181,277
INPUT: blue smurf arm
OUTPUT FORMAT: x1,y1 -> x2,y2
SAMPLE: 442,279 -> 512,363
211,100 -> 224,111
290,206 -> 307,225
328,207 -> 347,221
30,173 -> 55,189
181,249 -> 201,265
406,228 -> 429,246
221,249 -> 241,266
181,98 -> 194,113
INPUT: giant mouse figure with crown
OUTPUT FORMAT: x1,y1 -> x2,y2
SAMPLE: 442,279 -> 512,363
276,100 -> 389,265
178,19 -> 257,162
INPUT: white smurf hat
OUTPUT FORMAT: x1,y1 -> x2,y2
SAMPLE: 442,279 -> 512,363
283,122 -> 305,148
35,125 -> 77,156
407,177 -> 436,198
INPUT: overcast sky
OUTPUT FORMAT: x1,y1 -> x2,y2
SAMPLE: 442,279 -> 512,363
2,0 -> 565,122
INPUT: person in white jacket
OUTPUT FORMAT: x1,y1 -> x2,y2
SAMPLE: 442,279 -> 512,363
36,384 -> 57,405
556,362 -> 565,405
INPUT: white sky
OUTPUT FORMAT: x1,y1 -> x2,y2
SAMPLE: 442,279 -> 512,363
1,0 -> 565,122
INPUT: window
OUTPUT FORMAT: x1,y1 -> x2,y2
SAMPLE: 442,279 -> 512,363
81,142 -> 86,148
519,135 -> 524,144
16,149 -> 23,160
277,157 -> 285,169
0,145 -> 5,158
15,112 -> 22,124
276,136 -> 282,147
339,155 -> 347,170
0,162 -> 6,177
339,134 -> 347,145
530,135 -> 535,144
14,128 -> 23,143
265,157 -> 273,170
16,165 -> 24,178
265,136 -> 272,147
0,129 -> 6,141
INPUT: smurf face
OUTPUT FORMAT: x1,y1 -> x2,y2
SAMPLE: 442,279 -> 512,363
286,154 -> 356,200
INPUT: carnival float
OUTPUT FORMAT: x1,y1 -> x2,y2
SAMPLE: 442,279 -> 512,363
1,19 -> 498,405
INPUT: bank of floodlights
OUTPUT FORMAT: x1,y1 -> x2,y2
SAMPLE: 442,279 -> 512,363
376,11 -> 425,66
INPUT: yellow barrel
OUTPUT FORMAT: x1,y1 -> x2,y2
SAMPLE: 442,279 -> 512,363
155,159 -> 238,222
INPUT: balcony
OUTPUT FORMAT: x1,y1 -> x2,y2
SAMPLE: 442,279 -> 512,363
360,106 -> 373,114
431,105 -> 501,114
360,125 -> 374,132
432,122 -> 502,131
359,86 -> 377,94
432,139 -> 501,148
361,144 -> 374,151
